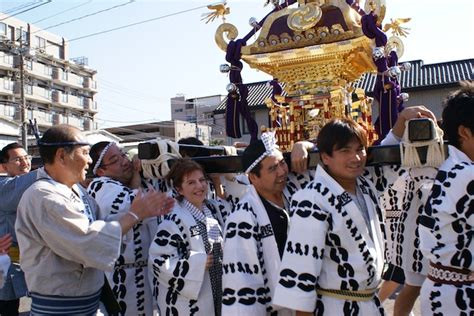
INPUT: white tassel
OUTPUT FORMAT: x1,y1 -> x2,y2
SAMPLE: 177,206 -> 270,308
141,139 -> 181,179
400,119 -> 445,168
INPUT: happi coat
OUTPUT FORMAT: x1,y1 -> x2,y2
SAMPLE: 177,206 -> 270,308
148,199 -> 226,316
391,167 -> 437,281
88,176 -> 156,315
273,166 -> 386,315
222,171 -> 314,316
419,145 -> 474,315
15,168 -> 122,311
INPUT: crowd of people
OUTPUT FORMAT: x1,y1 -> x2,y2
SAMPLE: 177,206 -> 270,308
0,82 -> 472,316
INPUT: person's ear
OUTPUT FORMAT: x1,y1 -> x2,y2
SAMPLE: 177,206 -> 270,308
320,152 -> 330,166
458,125 -> 472,142
96,167 -> 105,177
56,148 -> 67,164
248,172 -> 258,184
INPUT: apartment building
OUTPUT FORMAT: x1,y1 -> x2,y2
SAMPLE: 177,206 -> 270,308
171,94 -> 225,143
0,13 -> 98,146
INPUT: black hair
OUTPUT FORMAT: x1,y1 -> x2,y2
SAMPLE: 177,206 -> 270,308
39,125 -> 83,164
317,118 -> 368,157
442,81 -> 474,148
0,142 -> 24,163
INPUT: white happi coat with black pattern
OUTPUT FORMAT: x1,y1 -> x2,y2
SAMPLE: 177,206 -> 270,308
221,171 -> 314,316
391,167 -> 437,278
273,166 -> 386,315
87,177 -> 156,316
148,200 -> 226,316
419,145 -> 474,315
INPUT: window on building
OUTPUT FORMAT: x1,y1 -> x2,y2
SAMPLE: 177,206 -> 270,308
78,96 -> 84,106
44,65 -> 52,76
27,109 -> 33,120
15,28 -> 27,42
185,103 -> 194,110
0,23 -> 6,37
77,76 -> 84,85
242,112 -> 256,135
175,109 -> 183,113
25,59 -> 33,70
62,92 -> 68,103
62,70 -> 68,81
44,89 -> 52,100
35,36 -> 46,49
25,84 -> 33,95
4,105 -> 15,117
3,79 -> 13,90
46,112 -> 52,122
3,53 -> 13,65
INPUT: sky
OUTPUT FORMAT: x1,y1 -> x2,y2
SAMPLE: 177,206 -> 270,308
1,0 -> 473,128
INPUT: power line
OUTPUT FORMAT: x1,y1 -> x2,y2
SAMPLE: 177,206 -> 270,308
3,1 -> 38,15
33,0 -> 135,34
31,0 -> 93,24
0,0 -> 52,22
100,97 -> 160,115
66,4 -> 208,43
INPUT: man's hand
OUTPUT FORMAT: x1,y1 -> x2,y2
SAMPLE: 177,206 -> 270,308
392,105 -> 437,138
0,234 -> 12,254
131,189 -> 175,220
291,141 -> 315,174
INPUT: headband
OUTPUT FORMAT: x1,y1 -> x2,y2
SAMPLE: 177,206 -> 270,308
38,141 -> 90,147
244,132 -> 279,174
92,142 -> 115,175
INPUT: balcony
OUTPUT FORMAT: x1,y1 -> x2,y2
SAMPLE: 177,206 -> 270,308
31,109 -> 53,127
14,84 -> 52,105
83,77 -> 98,92
0,78 -> 14,96
0,52 -> 14,70
27,61 -> 53,81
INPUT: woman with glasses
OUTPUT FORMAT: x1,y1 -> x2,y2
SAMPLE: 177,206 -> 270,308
148,158 -> 229,316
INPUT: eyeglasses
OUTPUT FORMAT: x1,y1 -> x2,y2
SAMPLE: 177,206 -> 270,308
100,152 -> 128,169
8,155 -> 32,164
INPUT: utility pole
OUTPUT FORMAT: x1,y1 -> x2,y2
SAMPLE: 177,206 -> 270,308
19,27 -> 28,151
194,99 -> 199,140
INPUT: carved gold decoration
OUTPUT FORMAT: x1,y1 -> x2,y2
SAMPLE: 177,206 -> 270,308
364,0 -> 386,25
383,18 -> 411,37
214,1 -> 383,150
215,23 -> 238,51
386,36 -> 404,58
201,1 -> 230,24
287,3 -> 322,32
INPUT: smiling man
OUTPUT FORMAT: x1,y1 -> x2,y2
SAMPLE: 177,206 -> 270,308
0,142 -> 38,316
15,125 -> 174,315
273,118 -> 387,315
222,132 -> 312,316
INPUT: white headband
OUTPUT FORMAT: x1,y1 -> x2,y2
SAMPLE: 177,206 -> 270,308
244,132 -> 279,174
92,142 -> 115,175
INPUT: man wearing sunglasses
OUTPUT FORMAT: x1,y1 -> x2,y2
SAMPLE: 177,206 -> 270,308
0,142 -> 39,316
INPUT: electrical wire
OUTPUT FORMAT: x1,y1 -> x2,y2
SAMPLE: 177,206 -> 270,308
31,0 -> 93,24
0,0 -> 52,22
66,4 -> 208,43
3,1 -> 38,15
33,0 -> 135,33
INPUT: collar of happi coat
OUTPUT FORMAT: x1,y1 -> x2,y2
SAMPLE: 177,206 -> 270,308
448,145 -> 473,163
183,199 -> 213,223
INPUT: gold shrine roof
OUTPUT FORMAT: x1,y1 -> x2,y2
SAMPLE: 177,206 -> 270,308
215,1 -> 379,91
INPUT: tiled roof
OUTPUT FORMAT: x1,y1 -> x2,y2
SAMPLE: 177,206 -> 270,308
214,58 -> 473,113
354,59 -> 473,92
